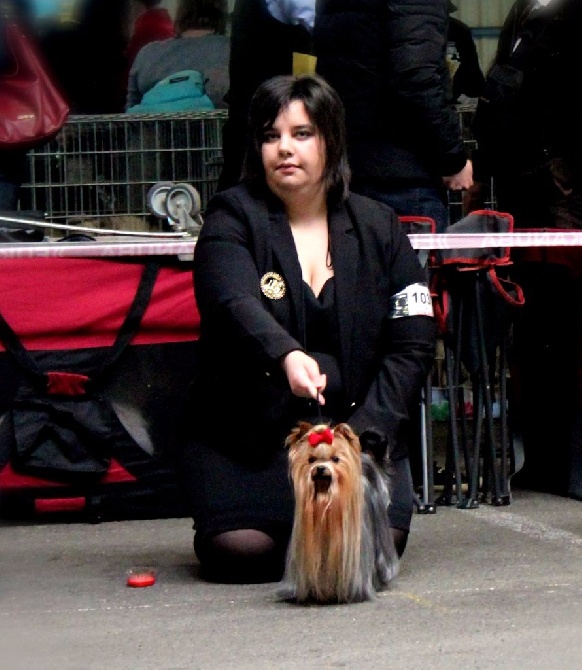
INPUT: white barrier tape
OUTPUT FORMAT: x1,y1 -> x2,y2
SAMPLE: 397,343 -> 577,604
1,231 -> 582,259
0,240 -> 196,259
408,231 -> 582,250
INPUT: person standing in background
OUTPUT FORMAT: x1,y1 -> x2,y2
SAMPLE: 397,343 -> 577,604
59,0 -> 132,115
51,0 -> 131,114
125,0 -> 175,76
472,0 -> 582,223
126,0 -> 230,111
313,0 -> 473,233
471,0 -> 582,497
217,0 -> 315,191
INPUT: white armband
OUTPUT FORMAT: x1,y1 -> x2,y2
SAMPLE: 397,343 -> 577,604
388,283 -> 433,319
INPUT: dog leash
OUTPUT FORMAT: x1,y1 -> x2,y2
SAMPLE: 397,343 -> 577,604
314,387 -> 324,424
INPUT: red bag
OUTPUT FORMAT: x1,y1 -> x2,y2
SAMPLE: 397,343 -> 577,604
0,23 -> 69,149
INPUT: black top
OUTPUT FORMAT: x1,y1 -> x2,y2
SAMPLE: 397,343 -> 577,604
302,277 -> 344,421
303,277 -> 339,355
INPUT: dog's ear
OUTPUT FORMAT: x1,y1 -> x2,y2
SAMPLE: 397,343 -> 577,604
358,428 -> 389,464
333,423 -> 360,448
285,420 -> 313,448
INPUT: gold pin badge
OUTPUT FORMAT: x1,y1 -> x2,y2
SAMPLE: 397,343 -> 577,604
260,272 -> 286,300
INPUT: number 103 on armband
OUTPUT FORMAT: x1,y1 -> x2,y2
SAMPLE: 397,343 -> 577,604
388,283 -> 434,319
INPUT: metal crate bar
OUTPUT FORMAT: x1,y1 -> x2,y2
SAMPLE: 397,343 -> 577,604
19,110 -> 228,230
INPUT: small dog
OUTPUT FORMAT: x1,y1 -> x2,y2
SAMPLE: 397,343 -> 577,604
278,421 -> 399,604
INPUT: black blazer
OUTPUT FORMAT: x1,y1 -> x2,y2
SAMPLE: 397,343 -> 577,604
192,183 -> 436,460
474,0 -> 582,177
314,0 -> 468,183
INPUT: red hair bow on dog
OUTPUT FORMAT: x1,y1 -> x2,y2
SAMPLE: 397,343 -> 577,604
308,427 -> 334,446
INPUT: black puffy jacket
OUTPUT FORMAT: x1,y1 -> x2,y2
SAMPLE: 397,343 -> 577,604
314,0 -> 468,184
473,0 -> 582,178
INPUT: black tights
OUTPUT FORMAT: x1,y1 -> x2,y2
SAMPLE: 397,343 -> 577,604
194,529 -> 287,584
195,525 -> 409,584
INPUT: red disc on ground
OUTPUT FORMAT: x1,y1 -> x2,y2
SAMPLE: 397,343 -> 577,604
126,572 -> 156,588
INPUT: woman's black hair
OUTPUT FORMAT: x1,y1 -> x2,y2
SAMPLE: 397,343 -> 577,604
242,74 -> 351,202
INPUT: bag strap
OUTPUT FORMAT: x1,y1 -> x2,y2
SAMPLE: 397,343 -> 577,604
429,263 -> 525,337
95,261 -> 160,376
0,260 -> 160,393
487,266 -> 526,307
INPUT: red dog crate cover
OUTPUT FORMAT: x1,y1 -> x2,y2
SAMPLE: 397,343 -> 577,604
0,256 -> 200,519
0,257 -> 199,350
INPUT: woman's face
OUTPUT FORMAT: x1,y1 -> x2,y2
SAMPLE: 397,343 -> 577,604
261,100 -> 326,200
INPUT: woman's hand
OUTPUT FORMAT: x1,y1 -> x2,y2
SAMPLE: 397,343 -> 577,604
281,350 -> 327,404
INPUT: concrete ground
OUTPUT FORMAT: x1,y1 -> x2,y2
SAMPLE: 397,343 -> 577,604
1,489 -> 581,670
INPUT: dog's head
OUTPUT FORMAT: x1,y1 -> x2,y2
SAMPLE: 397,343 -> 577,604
285,421 -> 363,501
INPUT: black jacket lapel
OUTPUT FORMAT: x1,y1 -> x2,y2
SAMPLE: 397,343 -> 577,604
329,202 -> 359,392
269,208 -> 306,344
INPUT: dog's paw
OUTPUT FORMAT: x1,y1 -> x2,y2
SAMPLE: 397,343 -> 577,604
276,579 -> 298,603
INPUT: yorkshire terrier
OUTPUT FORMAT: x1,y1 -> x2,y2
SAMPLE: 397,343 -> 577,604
278,422 -> 399,604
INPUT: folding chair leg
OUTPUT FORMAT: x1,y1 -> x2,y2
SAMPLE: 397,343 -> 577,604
474,273 -> 502,504
469,380 -> 483,501
447,335 -> 467,508
497,336 -> 511,503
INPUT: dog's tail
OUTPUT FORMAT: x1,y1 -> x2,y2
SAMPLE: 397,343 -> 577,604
361,453 -> 399,590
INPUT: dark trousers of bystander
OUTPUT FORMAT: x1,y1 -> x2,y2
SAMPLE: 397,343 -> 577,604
495,160 -> 582,496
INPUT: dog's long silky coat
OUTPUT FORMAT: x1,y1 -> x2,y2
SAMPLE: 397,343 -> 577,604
278,422 -> 399,604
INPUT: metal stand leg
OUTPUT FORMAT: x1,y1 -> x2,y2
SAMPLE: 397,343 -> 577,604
497,332 -> 511,504
438,291 -> 475,508
416,378 -> 436,514
474,272 -> 506,505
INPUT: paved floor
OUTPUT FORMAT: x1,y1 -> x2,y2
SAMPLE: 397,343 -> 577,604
1,489 -> 581,670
